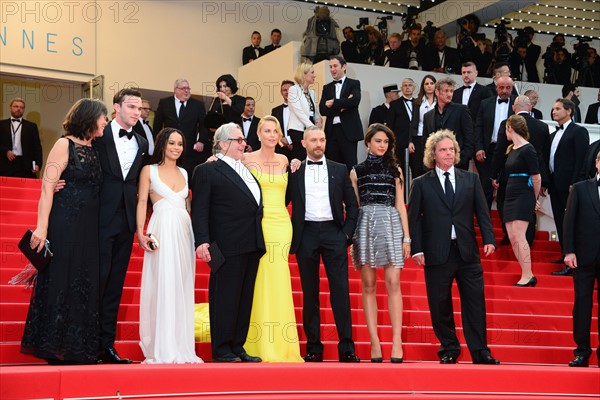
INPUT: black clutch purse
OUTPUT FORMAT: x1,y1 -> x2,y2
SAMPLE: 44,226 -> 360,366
18,229 -> 53,271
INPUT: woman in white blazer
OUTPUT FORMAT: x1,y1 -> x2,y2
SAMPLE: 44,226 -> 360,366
287,60 -> 322,160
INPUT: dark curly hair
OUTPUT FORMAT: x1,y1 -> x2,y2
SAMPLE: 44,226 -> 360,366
62,98 -> 108,140
364,123 -> 401,181
216,74 -> 239,94
149,128 -> 186,167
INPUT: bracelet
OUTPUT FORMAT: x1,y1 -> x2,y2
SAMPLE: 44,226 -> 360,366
403,238 -> 411,244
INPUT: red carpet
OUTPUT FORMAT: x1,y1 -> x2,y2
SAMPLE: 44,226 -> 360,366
0,176 -> 598,399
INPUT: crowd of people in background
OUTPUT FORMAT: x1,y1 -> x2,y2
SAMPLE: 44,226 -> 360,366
2,11 -> 600,370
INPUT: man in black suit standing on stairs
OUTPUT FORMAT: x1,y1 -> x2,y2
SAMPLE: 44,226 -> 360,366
547,98 -> 589,276
192,123 -> 264,363
452,62 -> 492,127
234,97 -> 260,152
272,80 -> 294,160
287,126 -> 359,363
96,88 -> 149,364
408,129 -> 499,365
133,99 -> 154,155
319,55 -> 364,171
387,78 -> 415,171
563,150 -> 600,368
153,79 -> 207,177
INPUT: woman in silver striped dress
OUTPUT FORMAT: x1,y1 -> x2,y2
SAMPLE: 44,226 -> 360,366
350,123 -> 411,363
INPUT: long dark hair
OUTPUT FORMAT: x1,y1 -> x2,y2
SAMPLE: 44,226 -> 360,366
414,75 -> 437,107
364,123 -> 401,181
149,128 -> 185,167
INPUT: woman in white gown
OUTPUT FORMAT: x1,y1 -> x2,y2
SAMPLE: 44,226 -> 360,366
136,128 -> 202,364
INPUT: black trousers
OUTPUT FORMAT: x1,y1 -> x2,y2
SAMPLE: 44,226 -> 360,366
0,156 -> 36,178
209,251 -> 260,358
572,259 -> 600,360
475,144 -> 495,210
287,129 -> 307,162
409,136 -> 426,179
548,179 -> 569,251
325,124 -> 358,172
98,208 -> 134,349
296,221 -> 355,356
424,242 -> 490,361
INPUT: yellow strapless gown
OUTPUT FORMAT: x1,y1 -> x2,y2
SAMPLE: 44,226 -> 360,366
244,170 -> 303,362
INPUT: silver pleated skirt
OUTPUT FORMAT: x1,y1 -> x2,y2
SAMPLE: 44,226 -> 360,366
351,204 -> 404,269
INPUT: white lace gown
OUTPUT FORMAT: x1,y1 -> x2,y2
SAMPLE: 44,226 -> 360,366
139,164 -> 202,364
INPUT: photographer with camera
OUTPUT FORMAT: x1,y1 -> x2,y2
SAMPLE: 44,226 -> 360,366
509,27 -> 540,83
423,29 -> 461,74
492,20 -> 513,68
573,38 -> 599,88
457,14 -> 485,63
398,23 -> 424,70
341,27 -> 365,64
377,32 -> 403,68
543,35 -> 572,85
359,25 -> 384,65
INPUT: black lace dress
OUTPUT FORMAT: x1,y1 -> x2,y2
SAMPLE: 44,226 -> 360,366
351,154 -> 404,269
21,139 -> 102,364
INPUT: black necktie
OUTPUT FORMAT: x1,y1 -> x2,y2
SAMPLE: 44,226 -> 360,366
307,160 -> 323,165
179,101 -> 185,116
333,80 -> 342,84
11,118 -> 20,122
444,171 -> 454,207
498,99 -> 508,104
243,117 -> 252,122
119,129 -> 133,140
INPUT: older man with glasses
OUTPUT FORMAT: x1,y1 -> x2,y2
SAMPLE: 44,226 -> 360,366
154,78 -> 207,176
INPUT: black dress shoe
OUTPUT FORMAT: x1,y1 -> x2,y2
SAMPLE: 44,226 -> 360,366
514,276 -> 538,287
390,357 -> 404,363
370,357 -> 383,363
303,352 -> 323,362
237,352 -> 261,362
213,354 -> 242,363
99,347 -> 132,364
474,354 -> 500,365
440,354 -> 457,364
339,353 -> 360,363
551,266 -> 573,276
568,356 -> 589,367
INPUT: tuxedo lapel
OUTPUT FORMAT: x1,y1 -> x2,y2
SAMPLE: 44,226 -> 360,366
215,159 -> 259,206
429,171 -> 450,209
326,160 -> 337,210
124,133 -> 146,180
586,178 -> 600,217
297,162 -> 307,204
101,131 -> 125,180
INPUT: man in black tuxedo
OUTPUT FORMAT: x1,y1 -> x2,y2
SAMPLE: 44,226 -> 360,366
510,43 -> 540,83
376,32 -> 403,68
133,99 -> 154,156
369,84 -> 400,125
153,79 -> 207,177
271,80 -> 294,160
491,95 -> 551,245
0,98 -> 42,178
422,29 -> 461,74
584,88 -> 599,124
319,56 -> 364,171
475,76 -> 515,209
263,28 -> 282,54
397,25 -> 424,70
524,90 -> 544,119
340,27 -> 364,64
548,98 -> 589,276
408,129 -> 499,365
579,140 -> 600,181
387,78 -> 415,171
192,123 -> 264,363
234,97 -> 260,152
486,63 -> 519,97
563,151 -> 600,368
96,88 -> 149,364
286,126 -> 359,363
452,62 -> 493,128
242,31 -> 265,64
423,77 -> 474,170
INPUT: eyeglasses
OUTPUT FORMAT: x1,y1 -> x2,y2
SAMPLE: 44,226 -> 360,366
227,137 -> 247,144
176,87 -> 191,91
141,107 -> 151,111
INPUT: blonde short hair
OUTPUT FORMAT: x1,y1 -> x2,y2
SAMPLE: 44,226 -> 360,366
423,129 -> 461,169
294,59 -> 314,85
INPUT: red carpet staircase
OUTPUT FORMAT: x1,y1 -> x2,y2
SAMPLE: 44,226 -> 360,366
0,176 -> 598,399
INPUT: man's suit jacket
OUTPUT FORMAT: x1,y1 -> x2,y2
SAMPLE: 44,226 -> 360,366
531,107 -> 543,120
341,40 -> 364,64
271,104 -> 287,135
584,102 -> 600,124
563,177 -> 600,267
423,103 -> 474,168
549,121 -> 589,192
387,98 -> 414,150
0,118 -> 43,176
191,159 -> 265,257
376,49 -> 403,68
96,125 -> 149,232
286,159 -> 358,254
242,46 -> 265,65
578,139 -> 600,181
510,53 -> 540,83
475,96 -> 515,153
408,168 -> 496,266
153,96 -> 208,161
368,104 -> 389,125
452,82 -> 493,126
491,113 -> 551,186
422,45 -> 461,74
234,116 -> 261,151
319,77 -> 364,142
264,44 -> 281,54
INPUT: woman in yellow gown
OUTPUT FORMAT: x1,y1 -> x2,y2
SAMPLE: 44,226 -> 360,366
242,116 -> 303,362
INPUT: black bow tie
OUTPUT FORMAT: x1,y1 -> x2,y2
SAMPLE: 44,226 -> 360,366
464,85 -> 471,89
243,117 -> 252,122
498,99 -> 509,104
555,125 -> 564,132
307,160 -> 323,165
333,80 -> 342,84
283,104 -> 288,108
119,129 -> 133,140
404,98 -> 412,102
11,118 -> 20,122
144,120 -> 150,125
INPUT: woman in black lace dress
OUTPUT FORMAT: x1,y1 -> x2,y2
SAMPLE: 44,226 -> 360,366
350,123 -> 411,363
22,99 -> 107,364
